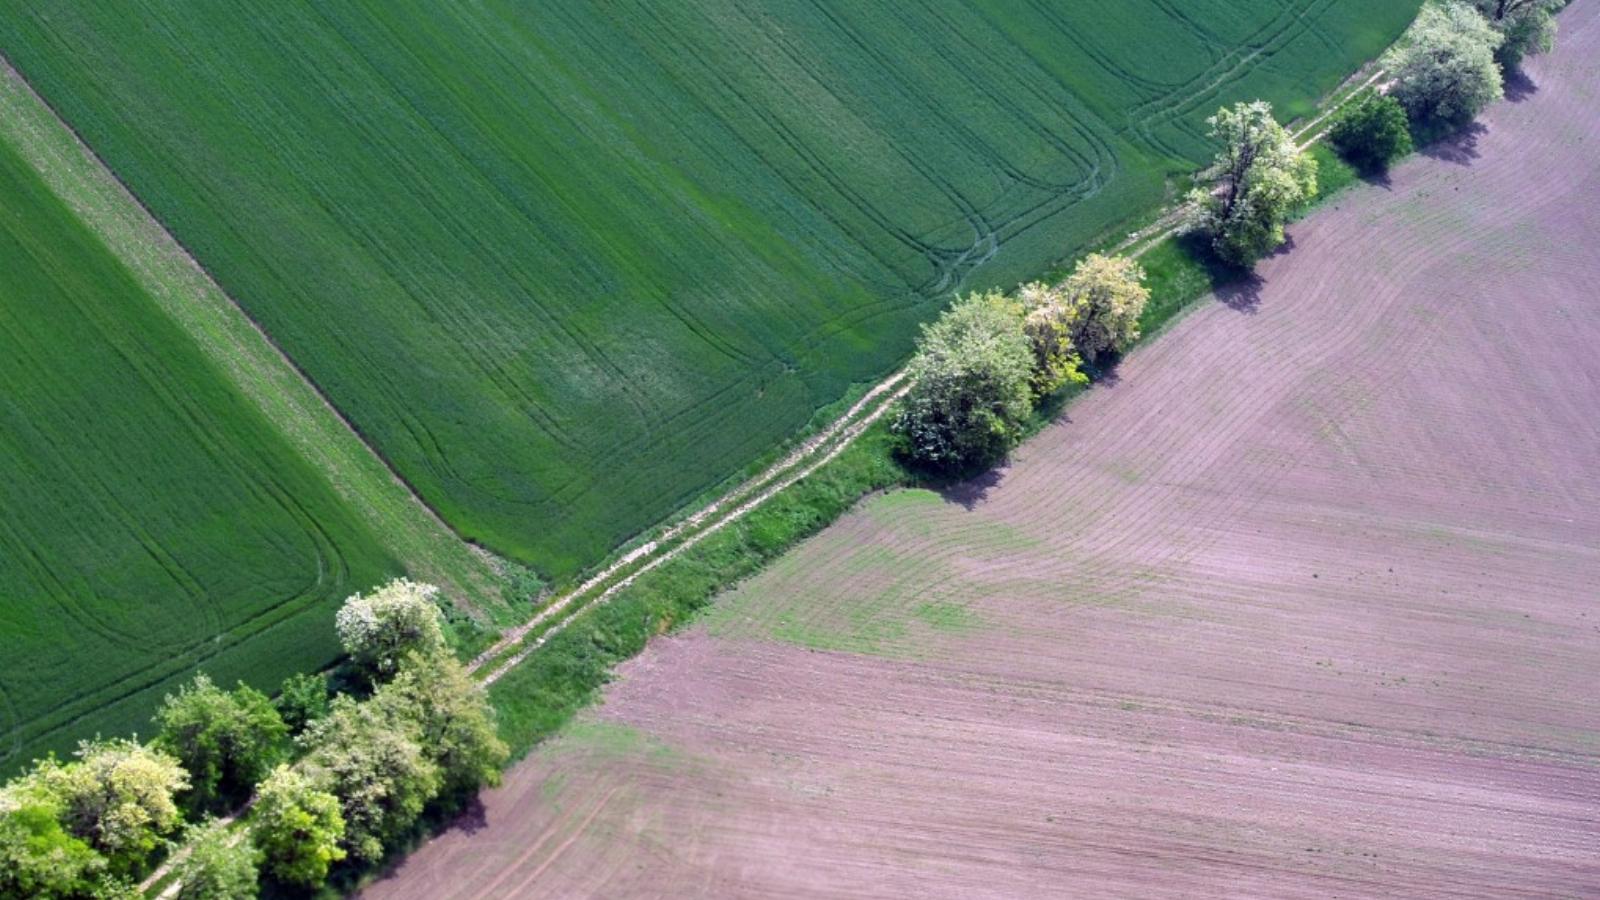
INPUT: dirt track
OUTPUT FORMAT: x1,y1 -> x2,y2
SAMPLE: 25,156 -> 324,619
365,5 -> 1600,896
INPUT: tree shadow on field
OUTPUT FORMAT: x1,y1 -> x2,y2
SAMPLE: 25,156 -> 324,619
1421,121 -> 1487,166
940,467 -> 1003,511
1360,168 -> 1395,190
1216,270 -> 1266,314
1504,68 -> 1539,103
438,795 -> 490,836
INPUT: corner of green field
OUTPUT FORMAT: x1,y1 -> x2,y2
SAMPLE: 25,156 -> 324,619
0,61 -> 509,626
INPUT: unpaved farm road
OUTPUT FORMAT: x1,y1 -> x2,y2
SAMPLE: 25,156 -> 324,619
365,5 -> 1600,898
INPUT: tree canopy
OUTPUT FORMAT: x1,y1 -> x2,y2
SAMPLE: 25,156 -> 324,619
1017,281 -> 1087,397
250,765 -> 347,888
20,739 -> 189,875
335,578 -> 448,679
1057,254 -> 1149,362
0,791 -> 105,899
1473,0 -> 1561,67
172,819 -> 256,900
298,694 -> 440,864
1187,101 -> 1318,266
1330,93 -> 1415,173
275,671 -> 332,736
891,291 -> 1035,473
153,674 -> 287,813
380,652 -> 508,800
1384,2 -> 1505,126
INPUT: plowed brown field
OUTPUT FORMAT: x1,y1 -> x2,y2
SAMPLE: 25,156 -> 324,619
367,5 -> 1600,896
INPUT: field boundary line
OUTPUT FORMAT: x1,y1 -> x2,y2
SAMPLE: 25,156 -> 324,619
464,63 -> 1391,682
0,56 -> 504,616
469,373 -> 907,676
478,380 -> 912,684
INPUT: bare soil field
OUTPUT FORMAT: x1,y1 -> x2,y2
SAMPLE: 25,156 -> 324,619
367,5 -> 1600,897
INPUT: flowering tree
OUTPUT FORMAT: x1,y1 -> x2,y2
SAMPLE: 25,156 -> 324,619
1187,101 -> 1318,266
334,578 -> 447,678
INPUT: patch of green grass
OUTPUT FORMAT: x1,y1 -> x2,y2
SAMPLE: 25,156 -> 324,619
0,0 -> 1419,581
912,601 -> 982,633
1135,233 -> 1240,338
0,139 -> 396,773
1300,143 -> 1363,217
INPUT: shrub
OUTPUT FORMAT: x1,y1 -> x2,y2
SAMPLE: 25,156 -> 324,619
1187,100 -> 1318,266
891,291 -> 1035,473
1330,93 -> 1415,172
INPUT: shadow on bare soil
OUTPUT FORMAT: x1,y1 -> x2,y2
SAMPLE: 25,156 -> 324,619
941,468 -> 1004,511
444,796 -> 490,836
1216,237 -> 1294,314
1504,68 -> 1539,103
1422,121 -> 1488,166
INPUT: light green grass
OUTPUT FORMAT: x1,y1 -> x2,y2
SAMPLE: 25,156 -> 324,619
0,137 -> 396,773
0,0 -> 1419,581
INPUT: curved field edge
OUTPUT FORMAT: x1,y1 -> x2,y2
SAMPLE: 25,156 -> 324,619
0,59 -> 506,623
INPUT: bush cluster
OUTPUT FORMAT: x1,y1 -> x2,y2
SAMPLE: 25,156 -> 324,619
0,578 -> 505,898
892,254 -> 1148,473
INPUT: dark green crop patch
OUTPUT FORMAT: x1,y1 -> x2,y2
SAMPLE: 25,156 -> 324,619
0,141 -> 396,772
0,0 -> 1418,583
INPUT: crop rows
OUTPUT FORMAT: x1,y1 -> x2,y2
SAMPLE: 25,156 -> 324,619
0,138 -> 395,770
0,0 -> 1417,582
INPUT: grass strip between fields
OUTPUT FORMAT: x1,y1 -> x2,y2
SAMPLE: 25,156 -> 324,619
0,58 -> 509,624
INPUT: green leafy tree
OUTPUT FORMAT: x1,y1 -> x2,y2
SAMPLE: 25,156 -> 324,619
1329,93 -> 1415,173
1384,2 -> 1505,126
1187,101 -> 1318,266
26,739 -> 189,875
891,291 -> 1035,473
250,766 -> 346,888
381,652 -> 508,800
298,695 -> 440,864
1016,282 -> 1086,396
335,579 -> 448,679
173,819 -> 256,900
275,672 -> 331,735
0,790 -> 106,899
1057,254 -> 1149,362
154,674 -> 287,812
1474,0 -> 1561,67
